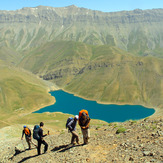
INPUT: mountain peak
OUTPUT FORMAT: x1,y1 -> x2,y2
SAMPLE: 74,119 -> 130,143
66,5 -> 78,8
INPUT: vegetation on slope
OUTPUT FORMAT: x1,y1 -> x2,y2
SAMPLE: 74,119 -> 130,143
18,41 -> 163,113
1,7 -> 163,58
0,61 -> 54,128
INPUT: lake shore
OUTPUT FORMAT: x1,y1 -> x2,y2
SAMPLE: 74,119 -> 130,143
30,87 -> 162,121
61,88 -> 162,119
34,89 -> 155,123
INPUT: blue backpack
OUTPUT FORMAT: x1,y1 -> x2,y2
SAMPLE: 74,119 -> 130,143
33,125 -> 40,140
66,117 -> 73,128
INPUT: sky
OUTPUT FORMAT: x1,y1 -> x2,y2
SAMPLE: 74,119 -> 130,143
1,0 -> 163,12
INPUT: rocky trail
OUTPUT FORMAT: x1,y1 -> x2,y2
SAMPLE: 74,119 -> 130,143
0,117 -> 162,163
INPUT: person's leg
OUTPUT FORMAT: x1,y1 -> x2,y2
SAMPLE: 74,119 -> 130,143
30,138 -> 37,147
26,137 -> 31,149
72,131 -> 79,144
37,140 -> 42,155
84,128 -> 90,144
81,129 -> 87,144
71,132 -> 75,144
42,140 -> 48,153
87,128 -> 90,138
87,128 -> 90,142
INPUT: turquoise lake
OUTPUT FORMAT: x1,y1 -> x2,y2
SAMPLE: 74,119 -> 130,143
34,90 -> 155,123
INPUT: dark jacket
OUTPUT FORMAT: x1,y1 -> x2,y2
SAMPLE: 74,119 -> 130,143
38,127 -> 47,140
79,115 -> 90,129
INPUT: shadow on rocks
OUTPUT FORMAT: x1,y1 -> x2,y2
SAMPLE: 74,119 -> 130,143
51,144 -> 82,153
17,154 -> 38,163
9,147 -> 36,161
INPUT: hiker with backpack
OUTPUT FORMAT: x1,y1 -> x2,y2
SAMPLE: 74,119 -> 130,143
21,125 -> 37,150
66,115 -> 79,145
78,109 -> 91,145
33,122 -> 49,155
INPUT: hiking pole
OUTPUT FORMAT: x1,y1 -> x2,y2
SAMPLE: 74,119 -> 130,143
21,139 -> 26,151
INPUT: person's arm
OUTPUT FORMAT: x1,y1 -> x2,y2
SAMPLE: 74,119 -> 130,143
82,118 -> 91,129
42,133 -> 47,137
85,119 -> 91,129
29,128 -> 32,138
67,120 -> 73,131
78,118 -> 82,126
21,130 -> 24,139
79,118 -> 86,129
42,129 -> 48,137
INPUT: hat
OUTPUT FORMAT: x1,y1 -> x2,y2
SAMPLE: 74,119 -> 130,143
75,115 -> 79,120
23,125 -> 26,128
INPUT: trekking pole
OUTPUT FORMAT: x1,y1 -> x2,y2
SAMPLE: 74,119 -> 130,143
21,139 -> 26,150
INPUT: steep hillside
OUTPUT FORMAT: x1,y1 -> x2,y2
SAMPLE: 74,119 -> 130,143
18,41 -> 163,114
0,46 -> 21,65
0,61 -> 55,128
0,6 -> 163,57
0,6 -> 163,115
0,116 -> 162,163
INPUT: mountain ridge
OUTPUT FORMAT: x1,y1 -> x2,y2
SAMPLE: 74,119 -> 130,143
17,41 -> 163,114
0,6 -> 163,57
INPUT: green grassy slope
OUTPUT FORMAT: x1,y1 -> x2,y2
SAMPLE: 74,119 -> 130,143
0,46 -> 21,64
66,56 -> 163,107
19,41 -> 92,85
18,41 -> 163,112
0,61 -> 54,128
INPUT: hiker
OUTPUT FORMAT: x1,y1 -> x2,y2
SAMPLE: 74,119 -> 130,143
36,122 -> 49,155
78,110 -> 91,145
21,125 -> 37,149
66,115 -> 79,145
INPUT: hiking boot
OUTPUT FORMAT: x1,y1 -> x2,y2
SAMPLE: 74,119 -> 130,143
44,151 -> 48,154
82,142 -> 89,145
73,143 -> 76,146
70,142 -> 76,146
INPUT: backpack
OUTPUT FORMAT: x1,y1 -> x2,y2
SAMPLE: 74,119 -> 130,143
33,125 -> 40,140
24,127 -> 30,136
66,117 -> 73,128
79,109 -> 89,119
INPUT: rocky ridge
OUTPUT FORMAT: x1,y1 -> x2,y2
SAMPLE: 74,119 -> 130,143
0,6 -> 163,55
0,117 -> 162,163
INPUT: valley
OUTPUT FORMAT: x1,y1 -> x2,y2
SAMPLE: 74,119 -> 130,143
0,5 -> 162,129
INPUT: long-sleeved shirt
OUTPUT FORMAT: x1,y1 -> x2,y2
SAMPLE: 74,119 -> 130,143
38,127 -> 47,140
67,119 -> 77,132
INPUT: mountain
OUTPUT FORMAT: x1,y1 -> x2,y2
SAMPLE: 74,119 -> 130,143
0,6 -> 163,115
0,6 -> 163,57
0,60 -> 55,128
0,6 -> 162,162
18,41 -> 163,111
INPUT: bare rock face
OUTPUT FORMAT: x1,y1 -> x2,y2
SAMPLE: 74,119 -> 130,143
0,117 -> 162,162
0,6 -> 163,57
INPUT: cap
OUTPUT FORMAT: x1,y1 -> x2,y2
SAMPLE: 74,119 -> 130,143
23,125 -> 26,128
75,115 -> 79,120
